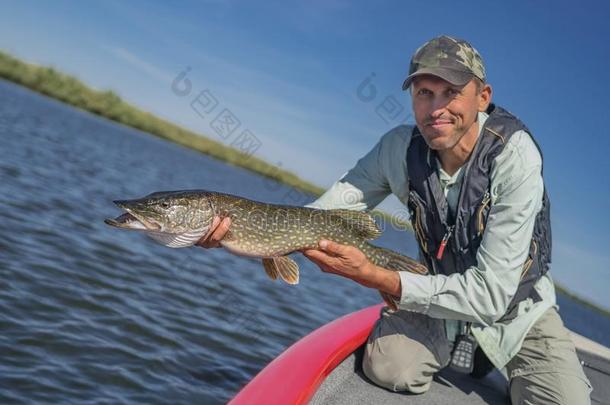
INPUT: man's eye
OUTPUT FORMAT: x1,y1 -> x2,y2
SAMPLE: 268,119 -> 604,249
447,88 -> 459,96
417,89 -> 431,95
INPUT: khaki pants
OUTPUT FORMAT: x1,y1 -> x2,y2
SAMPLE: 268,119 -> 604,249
362,307 -> 592,404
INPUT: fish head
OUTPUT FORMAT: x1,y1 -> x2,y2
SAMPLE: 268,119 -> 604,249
105,191 -> 216,247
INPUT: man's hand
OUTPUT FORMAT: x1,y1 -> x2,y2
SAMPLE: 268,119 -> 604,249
302,240 -> 402,298
196,216 -> 231,248
303,240 -> 372,280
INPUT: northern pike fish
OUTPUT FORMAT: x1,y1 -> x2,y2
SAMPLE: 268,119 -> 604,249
105,190 -> 427,306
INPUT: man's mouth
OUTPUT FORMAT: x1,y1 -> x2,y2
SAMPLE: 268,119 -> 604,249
429,120 -> 453,128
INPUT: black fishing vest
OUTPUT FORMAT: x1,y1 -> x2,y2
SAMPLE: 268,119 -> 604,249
406,104 -> 552,321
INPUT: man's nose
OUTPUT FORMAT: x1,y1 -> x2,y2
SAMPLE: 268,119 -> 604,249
430,97 -> 448,116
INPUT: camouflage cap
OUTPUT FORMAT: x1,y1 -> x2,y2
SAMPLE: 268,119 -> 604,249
402,35 -> 486,90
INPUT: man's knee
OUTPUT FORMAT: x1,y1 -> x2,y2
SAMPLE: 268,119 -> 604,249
510,371 -> 591,405
362,334 -> 435,393
361,309 -> 450,394
507,308 -> 592,404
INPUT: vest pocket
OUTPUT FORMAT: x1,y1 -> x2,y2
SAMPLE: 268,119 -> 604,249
408,190 -> 429,255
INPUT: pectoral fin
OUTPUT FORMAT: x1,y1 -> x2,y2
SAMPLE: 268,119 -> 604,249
262,256 -> 299,285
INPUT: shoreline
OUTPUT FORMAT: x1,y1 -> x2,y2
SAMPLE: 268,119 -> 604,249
0,50 -> 324,197
0,50 -> 406,229
1,50 -> 607,317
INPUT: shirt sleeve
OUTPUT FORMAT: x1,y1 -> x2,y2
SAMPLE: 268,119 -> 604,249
397,130 -> 544,326
306,125 -> 411,211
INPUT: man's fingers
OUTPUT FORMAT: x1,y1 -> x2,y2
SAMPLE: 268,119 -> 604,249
208,216 -> 221,235
303,249 -> 327,262
319,239 -> 349,256
196,216 -> 230,248
302,249 -> 339,272
303,250 -> 334,273
210,217 -> 231,242
196,216 -> 218,247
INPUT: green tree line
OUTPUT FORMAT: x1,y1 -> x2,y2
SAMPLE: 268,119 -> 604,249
0,50 -> 323,196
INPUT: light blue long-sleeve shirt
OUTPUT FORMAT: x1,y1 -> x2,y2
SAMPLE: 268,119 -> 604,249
307,111 -> 556,369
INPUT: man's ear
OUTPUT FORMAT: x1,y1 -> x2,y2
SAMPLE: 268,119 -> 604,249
478,83 -> 493,112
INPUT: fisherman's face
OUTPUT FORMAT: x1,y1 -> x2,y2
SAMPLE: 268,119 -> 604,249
411,75 -> 491,151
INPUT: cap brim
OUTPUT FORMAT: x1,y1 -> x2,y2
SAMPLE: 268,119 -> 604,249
402,67 -> 474,90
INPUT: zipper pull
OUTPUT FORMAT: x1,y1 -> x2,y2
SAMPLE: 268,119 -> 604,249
436,225 -> 454,260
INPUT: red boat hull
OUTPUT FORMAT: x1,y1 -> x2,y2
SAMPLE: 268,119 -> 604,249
229,304 -> 383,405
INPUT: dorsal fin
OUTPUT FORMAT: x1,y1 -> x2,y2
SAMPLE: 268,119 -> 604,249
328,209 -> 382,240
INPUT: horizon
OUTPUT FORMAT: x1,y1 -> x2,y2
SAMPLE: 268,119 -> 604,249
1,0 -> 609,310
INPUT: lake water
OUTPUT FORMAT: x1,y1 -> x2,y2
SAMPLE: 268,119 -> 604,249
1,79 -> 608,404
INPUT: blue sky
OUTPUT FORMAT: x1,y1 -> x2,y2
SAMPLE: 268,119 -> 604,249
1,0 -> 609,309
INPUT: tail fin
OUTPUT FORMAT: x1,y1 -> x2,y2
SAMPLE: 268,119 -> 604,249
379,291 -> 399,311
377,248 -> 428,275
374,248 -> 428,311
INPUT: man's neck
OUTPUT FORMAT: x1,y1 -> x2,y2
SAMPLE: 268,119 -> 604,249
437,120 -> 480,176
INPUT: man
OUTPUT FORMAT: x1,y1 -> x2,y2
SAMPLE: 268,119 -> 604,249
198,36 -> 592,404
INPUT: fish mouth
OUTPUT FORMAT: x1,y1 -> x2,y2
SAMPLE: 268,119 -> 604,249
104,201 -> 161,231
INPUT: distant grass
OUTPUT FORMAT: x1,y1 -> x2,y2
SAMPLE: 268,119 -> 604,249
0,50 -> 325,196
0,50 -> 408,229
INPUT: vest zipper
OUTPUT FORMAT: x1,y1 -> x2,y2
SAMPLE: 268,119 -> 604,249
476,190 -> 491,236
436,224 -> 455,260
